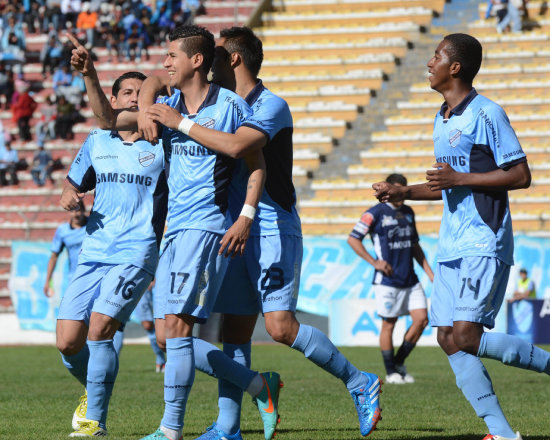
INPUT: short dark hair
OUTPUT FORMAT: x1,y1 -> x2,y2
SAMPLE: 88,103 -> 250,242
520,268 -> 528,275
168,25 -> 215,74
443,33 -> 482,84
112,71 -> 147,98
219,27 -> 263,77
386,173 -> 407,186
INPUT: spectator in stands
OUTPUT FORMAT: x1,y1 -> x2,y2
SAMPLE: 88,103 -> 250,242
31,145 -> 54,186
24,1 -> 42,33
61,0 -> 82,29
509,268 -> 536,302
58,69 -> 86,107
0,62 -> 14,109
11,81 -> 37,142
0,141 -> 19,186
96,3 -> 119,62
76,2 -> 98,47
55,94 -> 77,140
122,21 -> 148,62
497,0 -> 523,33
52,62 -> 73,93
44,1 -> 63,33
1,16 -> 26,51
0,33 -> 26,68
36,95 -> 58,147
41,31 -> 64,76
150,3 -> 175,44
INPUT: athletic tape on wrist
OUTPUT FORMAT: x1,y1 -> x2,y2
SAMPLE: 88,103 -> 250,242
240,204 -> 256,220
177,118 -> 195,135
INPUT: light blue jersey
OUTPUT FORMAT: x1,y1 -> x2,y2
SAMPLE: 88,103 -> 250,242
159,83 -> 252,237
227,80 -> 302,237
433,89 -> 526,265
67,130 -> 168,275
51,222 -> 87,280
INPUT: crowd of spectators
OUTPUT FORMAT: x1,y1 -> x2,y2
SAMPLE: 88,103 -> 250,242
0,0 -> 204,187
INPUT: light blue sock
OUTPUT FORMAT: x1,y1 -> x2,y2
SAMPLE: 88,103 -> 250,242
113,330 -> 124,357
291,324 -> 364,391
61,344 -> 90,387
216,341 -> 252,435
86,339 -> 119,429
161,337 -> 194,431
146,329 -> 166,365
193,337 -> 256,390
448,351 -> 515,438
478,332 -> 550,373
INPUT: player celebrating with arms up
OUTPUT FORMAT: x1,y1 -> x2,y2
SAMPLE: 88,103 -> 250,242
374,33 -> 550,440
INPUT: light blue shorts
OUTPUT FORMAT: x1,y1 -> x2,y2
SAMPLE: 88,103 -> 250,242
154,229 -> 228,323
430,256 -> 510,329
57,262 -> 153,325
133,287 -> 154,322
214,234 -> 302,315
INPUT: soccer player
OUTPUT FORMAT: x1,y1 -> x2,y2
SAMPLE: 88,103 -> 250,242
373,33 -> 550,440
347,173 -> 433,385
144,26 -> 382,440
73,25 -> 277,440
56,66 -> 169,437
43,199 -> 87,298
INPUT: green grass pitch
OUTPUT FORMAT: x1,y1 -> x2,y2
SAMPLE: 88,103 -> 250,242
1,344 -> 549,439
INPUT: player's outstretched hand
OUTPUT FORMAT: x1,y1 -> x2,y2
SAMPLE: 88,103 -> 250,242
60,185 -> 85,211
372,181 -> 404,203
426,162 -> 459,191
219,216 -> 253,258
66,33 -> 95,76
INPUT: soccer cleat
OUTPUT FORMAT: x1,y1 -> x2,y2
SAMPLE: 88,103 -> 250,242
140,428 -> 182,440
72,391 -> 88,430
483,432 -> 523,440
385,372 -> 406,385
253,372 -> 283,440
193,423 -> 243,440
69,420 -> 107,437
155,363 -> 166,373
350,372 -> 382,437
394,364 -> 415,384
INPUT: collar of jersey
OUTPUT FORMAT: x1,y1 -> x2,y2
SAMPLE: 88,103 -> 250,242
245,79 -> 265,107
439,87 -> 478,118
176,83 -> 221,116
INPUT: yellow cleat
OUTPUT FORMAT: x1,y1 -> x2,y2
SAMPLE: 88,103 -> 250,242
72,391 -> 88,430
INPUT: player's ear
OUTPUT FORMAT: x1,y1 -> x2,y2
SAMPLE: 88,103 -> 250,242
449,60 -> 461,77
191,52 -> 204,70
230,52 -> 241,68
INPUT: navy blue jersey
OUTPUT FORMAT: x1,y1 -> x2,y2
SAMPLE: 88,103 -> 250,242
67,130 -> 168,275
50,222 -> 87,279
227,80 -> 302,237
433,89 -> 526,265
159,83 -> 252,237
350,203 -> 419,288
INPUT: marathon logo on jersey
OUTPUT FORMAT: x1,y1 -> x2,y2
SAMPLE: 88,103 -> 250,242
96,172 -> 153,186
224,96 -> 246,122
381,215 -> 398,227
479,108 -> 499,148
196,117 -> 215,129
449,129 -> 462,148
139,151 -> 155,167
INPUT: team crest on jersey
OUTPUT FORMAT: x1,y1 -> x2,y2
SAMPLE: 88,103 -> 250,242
196,117 -> 215,129
449,129 -> 462,148
139,151 -> 155,167
381,215 -> 398,227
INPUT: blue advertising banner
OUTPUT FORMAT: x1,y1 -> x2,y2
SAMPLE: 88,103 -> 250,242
9,241 -> 69,331
507,299 -> 550,344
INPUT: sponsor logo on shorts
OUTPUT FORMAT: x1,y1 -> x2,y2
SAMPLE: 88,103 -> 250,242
455,306 -> 479,312
105,299 -> 122,308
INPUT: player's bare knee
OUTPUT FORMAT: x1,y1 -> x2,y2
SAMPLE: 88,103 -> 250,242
452,332 -> 478,355
436,327 -> 454,353
56,337 -> 84,355
266,324 -> 294,346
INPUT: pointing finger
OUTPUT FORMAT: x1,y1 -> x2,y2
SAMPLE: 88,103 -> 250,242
65,32 -> 83,49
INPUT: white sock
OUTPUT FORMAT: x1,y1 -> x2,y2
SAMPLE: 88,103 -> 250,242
160,425 -> 182,440
246,373 -> 264,397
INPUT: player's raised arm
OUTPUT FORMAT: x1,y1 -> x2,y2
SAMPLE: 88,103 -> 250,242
146,104 -> 267,158
219,149 -> 266,257
426,161 -> 531,191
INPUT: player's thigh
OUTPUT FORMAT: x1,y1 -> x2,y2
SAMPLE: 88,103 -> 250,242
374,284 -> 408,318
247,234 -> 302,314
453,256 -> 510,329
214,252 -> 259,315
407,282 -> 428,315
57,262 -> 107,325
430,260 -> 461,328
92,264 -> 153,325
158,230 -> 228,323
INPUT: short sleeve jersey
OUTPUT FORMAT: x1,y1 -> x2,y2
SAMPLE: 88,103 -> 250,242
67,130 -> 168,275
350,203 -> 420,288
51,222 -> 87,278
159,83 -> 252,237
433,89 -> 527,265
227,80 -> 302,237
